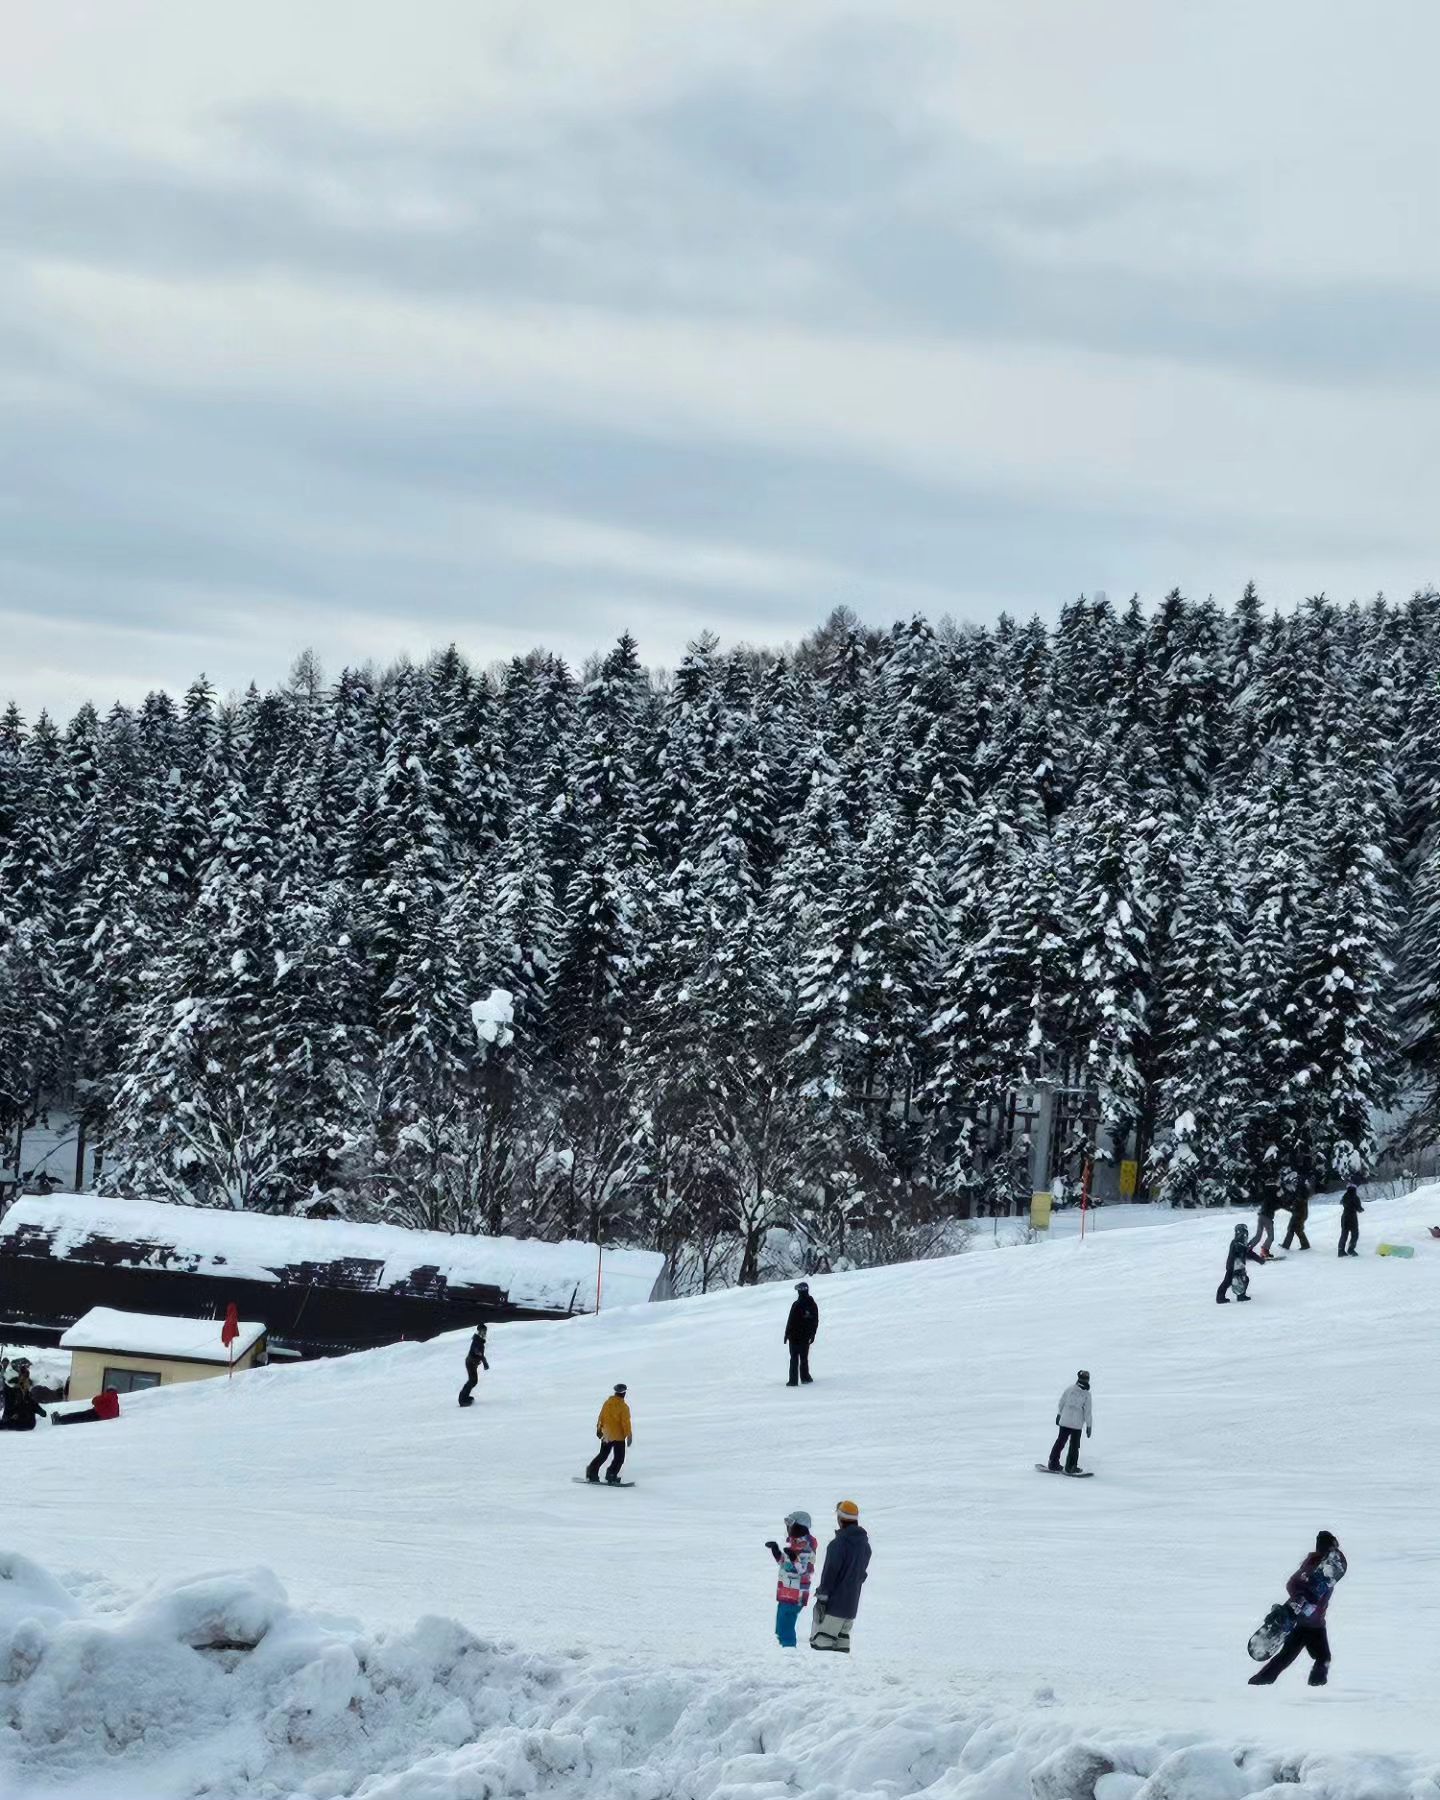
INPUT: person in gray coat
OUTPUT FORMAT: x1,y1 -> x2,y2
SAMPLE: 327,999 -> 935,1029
1046,1370 -> 1092,1473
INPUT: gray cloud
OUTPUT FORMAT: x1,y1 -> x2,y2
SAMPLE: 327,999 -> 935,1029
1,2 -> 1437,719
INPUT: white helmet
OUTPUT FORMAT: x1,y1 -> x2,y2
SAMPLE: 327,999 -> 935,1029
784,1509 -> 812,1531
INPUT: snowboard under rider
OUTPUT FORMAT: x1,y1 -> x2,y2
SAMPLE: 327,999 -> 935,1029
1047,1370 -> 1092,1473
1217,1224 -> 1265,1304
784,1282 -> 819,1387
1249,1531 -> 1346,1687
765,1509 -> 818,1647
585,1383 -> 632,1484
811,1500 -> 871,1653
458,1324 -> 490,1407
1338,1186 -> 1364,1257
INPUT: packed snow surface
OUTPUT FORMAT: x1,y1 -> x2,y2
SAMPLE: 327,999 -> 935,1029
58,1304 -> 266,1362
0,1192 -> 664,1311
6,1192 -> 1440,1798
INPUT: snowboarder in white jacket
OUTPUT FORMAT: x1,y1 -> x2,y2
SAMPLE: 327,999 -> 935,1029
1047,1370 -> 1092,1474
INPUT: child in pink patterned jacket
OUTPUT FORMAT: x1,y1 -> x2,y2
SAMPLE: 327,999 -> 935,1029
765,1510 -> 818,1647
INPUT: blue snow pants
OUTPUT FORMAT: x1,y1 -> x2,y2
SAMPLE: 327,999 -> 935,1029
775,1602 -> 801,1647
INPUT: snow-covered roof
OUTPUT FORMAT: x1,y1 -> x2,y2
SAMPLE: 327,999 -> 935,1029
1,1195 -> 665,1313
60,1306 -> 266,1363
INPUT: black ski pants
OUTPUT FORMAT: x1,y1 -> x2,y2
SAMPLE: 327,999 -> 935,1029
458,1355 -> 482,1405
52,1405 -> 101,1425
1048,1425 -> 1082,1471
1251,1623 -> 1330,1684
1339,1220 -> 1359,1255
787,1341 -> 813,1385
1281,1219 -> 1309,1250
587,1439 -> 627,1481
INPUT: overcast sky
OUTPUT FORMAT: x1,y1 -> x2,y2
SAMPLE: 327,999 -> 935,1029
3,1 -> 1438,717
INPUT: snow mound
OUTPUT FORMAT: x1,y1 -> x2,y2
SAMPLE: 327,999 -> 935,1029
2,1560 -> 1437,1800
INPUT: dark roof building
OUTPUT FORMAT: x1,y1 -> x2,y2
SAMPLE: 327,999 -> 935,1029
0,1194 -> 668,1359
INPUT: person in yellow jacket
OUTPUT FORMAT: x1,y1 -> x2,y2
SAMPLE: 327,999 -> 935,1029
585,1383 -> 633,1484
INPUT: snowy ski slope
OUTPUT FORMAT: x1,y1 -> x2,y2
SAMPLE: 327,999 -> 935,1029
6,1191 -> 1440,1798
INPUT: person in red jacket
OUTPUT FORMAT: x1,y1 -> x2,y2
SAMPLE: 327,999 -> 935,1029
51,1387 -> 121,1426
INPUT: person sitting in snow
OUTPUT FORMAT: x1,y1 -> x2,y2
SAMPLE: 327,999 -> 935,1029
1249,1531 -> 1346,1688
811,1500 -> 871,1653
1216,1223 -> 1265,1304
51,1387 -> 120,1426
1046,1369 -> 1093,1473
585,1383 -> 632,1484
783,1281 -> 819,1386
765,1509 -> 818,1647
458,1323 -> 490,1407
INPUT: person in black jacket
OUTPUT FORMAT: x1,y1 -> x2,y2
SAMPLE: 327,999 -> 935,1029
1217,1224 -> 1265,1303
811,1500 -> 871,1652
784,1282 -> 819,1386
1338,1186 -> 1363,1257
1281,1191 -> 1311,1251
458,1324 -> 490,1407
0,1363 -> 47,1430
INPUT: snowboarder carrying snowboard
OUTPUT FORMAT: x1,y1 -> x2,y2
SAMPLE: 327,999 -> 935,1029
458,1324 -> 490,1407
784,1281 -> 819,1386
766,1509 -> 817,1647
1217,1224 -> 1265,1303
585,1383 -> 632,1484
1047,1370 -> 1092,1473
1249,1531 -> 1346,1687
811,1500 -> 870,1653
1339,1186 -> 1364,1257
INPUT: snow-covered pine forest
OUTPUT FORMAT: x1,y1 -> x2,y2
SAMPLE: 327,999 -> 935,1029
2,589 -> 1438,1288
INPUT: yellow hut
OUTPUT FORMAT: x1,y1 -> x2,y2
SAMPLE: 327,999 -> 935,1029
59,1305 -> 267,1396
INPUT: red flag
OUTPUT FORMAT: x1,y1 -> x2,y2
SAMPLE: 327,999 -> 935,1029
221,1304 -> 240,1348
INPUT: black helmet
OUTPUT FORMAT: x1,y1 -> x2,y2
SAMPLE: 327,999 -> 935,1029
796,1281 -> 810,1293
613,1382 -> 627,1395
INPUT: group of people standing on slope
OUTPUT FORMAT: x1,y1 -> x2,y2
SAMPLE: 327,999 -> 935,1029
1220,1186 -> 1365,1301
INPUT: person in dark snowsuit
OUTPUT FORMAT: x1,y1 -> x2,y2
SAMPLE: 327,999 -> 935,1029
458,1324 -> 490,1407
1249,1196 -> 1281,1258
1338,1186 -> 1364,1257
1249,1531 -> 1346,1687
0,1364 -> 46,1430
784,1282 -> 819,1387
1217,1224 -> 1265,1303
811,1500 -> 871,1653
1281,1192 -> 1311,1251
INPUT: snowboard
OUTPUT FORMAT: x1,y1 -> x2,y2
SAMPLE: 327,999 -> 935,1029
1377,1243 -> 1414,1258
1247,1549 -> 1347,1662
573,1476 -> 636,1488
1035,1464 -> 1094,1478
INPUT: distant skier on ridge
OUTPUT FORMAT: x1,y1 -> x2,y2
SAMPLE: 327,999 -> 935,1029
784,1281 -> 819,1386
1045,1369 -> 1093,1474
1338,1185 -> 1364,1257
457,1323 -> 490,1407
